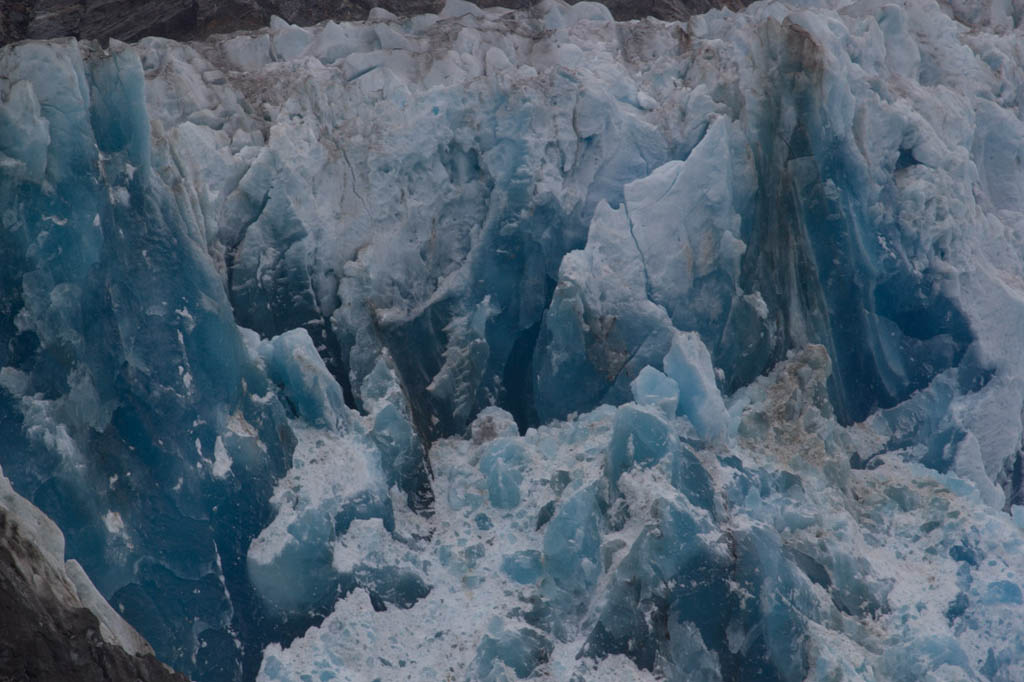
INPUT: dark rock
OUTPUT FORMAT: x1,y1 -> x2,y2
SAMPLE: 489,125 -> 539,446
0,0 -> 752,47
589,0 -> 748,21
0,505 -> 191,682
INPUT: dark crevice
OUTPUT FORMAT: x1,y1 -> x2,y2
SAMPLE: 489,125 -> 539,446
894,146 -> 918,171
1000,450 -> 1024,512
501,275 -> 557,435
376,298 -> 455,445
307,316 -> 357,410
502,320 -> 543,435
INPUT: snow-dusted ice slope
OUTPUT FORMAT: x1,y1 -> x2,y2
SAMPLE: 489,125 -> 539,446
4,0 -> 1024,680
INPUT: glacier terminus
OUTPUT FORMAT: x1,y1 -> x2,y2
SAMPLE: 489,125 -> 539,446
3,0 -> 1024,680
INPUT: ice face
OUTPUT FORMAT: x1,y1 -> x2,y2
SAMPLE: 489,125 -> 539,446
4,0 -> 1024,681
0,39 -> 298,681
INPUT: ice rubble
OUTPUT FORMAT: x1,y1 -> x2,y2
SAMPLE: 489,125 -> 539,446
256,341 -> 1024,682
3,0 -> 1024,680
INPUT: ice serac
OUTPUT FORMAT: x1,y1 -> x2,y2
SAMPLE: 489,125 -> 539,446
532,5 -> 979,428
5,0 -> 1024,681
0,38 -> 295,681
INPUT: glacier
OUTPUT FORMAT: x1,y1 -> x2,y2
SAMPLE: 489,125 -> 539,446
3,0 -> 1024,680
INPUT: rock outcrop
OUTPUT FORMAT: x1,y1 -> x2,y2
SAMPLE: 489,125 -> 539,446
0,468 -> 190,682
0,0 -> 751,46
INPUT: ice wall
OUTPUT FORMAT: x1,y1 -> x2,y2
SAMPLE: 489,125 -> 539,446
3,0 -> 1024,680
0,39 -> 295,680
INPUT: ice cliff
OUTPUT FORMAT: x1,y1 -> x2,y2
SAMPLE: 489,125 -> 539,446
2,0 -> 1024,680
